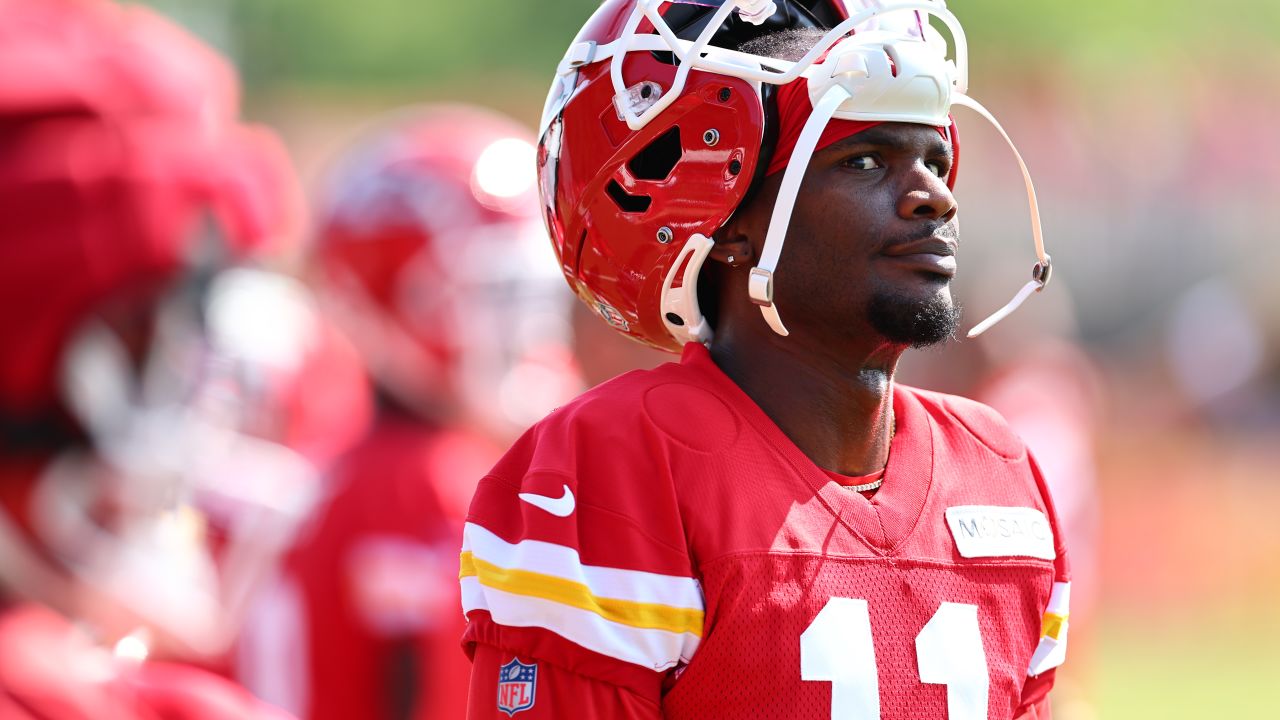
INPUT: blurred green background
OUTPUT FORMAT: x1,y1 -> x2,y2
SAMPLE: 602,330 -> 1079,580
142,1 -> 1280,717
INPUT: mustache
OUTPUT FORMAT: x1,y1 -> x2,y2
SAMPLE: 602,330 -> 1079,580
885,220 -> 958,248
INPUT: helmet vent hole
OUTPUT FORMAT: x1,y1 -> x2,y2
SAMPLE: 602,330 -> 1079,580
627,126 -> 682,181
606,180 -> 652,213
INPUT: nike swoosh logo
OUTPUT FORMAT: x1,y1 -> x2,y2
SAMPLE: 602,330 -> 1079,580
518,484 -> 575,517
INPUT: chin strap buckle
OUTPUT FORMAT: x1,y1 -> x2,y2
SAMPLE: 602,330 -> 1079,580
967,254 -> 1053,339
748,267 -> 790,336
951,92 -> 1053,339
1032,254 -> 1053,288
747,267 -> 774,306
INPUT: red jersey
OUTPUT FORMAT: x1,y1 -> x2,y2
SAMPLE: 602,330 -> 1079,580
0,604 -> 290,720
461,344 -> 1070,719
236,420 -> 499,720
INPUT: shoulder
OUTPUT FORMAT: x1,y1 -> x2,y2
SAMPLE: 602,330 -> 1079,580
899,384 -> 1027,461
461,365 -> 705,673
469,362 -> 702,568
490,357 -> 736,481
330,419 -> 437,481
544,358 -> 728,436
303,421 -> 450,535
329,420 -> 500,522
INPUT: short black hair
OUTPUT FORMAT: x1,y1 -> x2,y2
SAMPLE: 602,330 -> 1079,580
737,27 -> 829,62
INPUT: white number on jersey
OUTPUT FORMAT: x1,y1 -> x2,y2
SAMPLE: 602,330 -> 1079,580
800,598 -> 989,719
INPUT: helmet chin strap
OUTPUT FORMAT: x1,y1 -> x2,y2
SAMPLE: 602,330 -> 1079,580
951,93 -> 1052,338
748,84 -> 854,336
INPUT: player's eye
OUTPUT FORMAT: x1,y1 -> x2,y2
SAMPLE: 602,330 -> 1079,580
925,160 -> 946,178
843,155 -> 883,171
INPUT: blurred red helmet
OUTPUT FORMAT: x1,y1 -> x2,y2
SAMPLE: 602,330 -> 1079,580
0,0 -> 316,660
0,0 -> 301,420
312,104 -> 581,438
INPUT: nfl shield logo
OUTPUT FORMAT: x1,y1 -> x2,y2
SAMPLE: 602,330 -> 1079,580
594,299 -> 630,332
496,658 -> 537,716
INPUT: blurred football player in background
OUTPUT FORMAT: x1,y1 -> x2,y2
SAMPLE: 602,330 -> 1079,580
234,105 -> 582,720
0,0 -> 333,716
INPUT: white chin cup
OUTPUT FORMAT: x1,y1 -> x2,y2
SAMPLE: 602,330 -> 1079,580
660,233 -> 716,345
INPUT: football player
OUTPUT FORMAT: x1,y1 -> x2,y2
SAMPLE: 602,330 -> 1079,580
462,1 -> 1070,719
234,105 -> 582,720
0,0 -> 313,717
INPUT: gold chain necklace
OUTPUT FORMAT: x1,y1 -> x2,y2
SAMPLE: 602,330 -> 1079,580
845,413 -> 895,493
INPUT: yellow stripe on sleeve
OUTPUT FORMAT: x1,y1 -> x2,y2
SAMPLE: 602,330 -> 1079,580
1040,612 -> 1068,641
459,551 -> 703,637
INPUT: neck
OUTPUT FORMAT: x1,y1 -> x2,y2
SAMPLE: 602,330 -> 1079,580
709,323 -> 902,477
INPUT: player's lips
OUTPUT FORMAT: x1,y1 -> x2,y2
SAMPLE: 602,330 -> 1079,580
880,237 -> 957,277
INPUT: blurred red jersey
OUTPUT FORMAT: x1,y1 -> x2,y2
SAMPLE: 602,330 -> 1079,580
462,343 -> 1070,719
236,419 -> 500,720
0,604 -> 289,720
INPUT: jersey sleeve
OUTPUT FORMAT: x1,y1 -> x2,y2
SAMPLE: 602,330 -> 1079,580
935,390 -> 1073,708
1012,694 -> 1052,720
1016,449 -> 1072,716
467,643 -> 661,720
459,394 -> 703,716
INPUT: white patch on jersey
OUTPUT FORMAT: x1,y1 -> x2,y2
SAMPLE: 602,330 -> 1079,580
945,506 -> 1055,560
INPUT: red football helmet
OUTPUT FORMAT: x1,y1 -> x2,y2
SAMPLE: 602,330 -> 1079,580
312,104 -> 582,440
0,0 -> 300,419
0,0 -> 335,661
539,0 -> 1051,352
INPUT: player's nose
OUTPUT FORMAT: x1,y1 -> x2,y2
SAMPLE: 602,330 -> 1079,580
897,165 -> 957,223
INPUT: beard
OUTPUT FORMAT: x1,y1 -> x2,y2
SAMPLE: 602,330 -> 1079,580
867,287 -> 961,348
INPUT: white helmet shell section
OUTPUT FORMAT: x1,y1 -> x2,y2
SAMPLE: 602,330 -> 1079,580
813,30 -> 956,127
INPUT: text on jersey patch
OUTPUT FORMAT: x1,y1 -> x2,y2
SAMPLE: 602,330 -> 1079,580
945,505 -> 1055,560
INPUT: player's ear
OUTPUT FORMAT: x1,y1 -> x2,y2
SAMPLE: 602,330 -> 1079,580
708,227 -> 754,270
713,170 -> 780,270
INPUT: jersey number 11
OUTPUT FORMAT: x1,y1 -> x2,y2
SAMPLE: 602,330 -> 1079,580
800,597 -> 989,719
